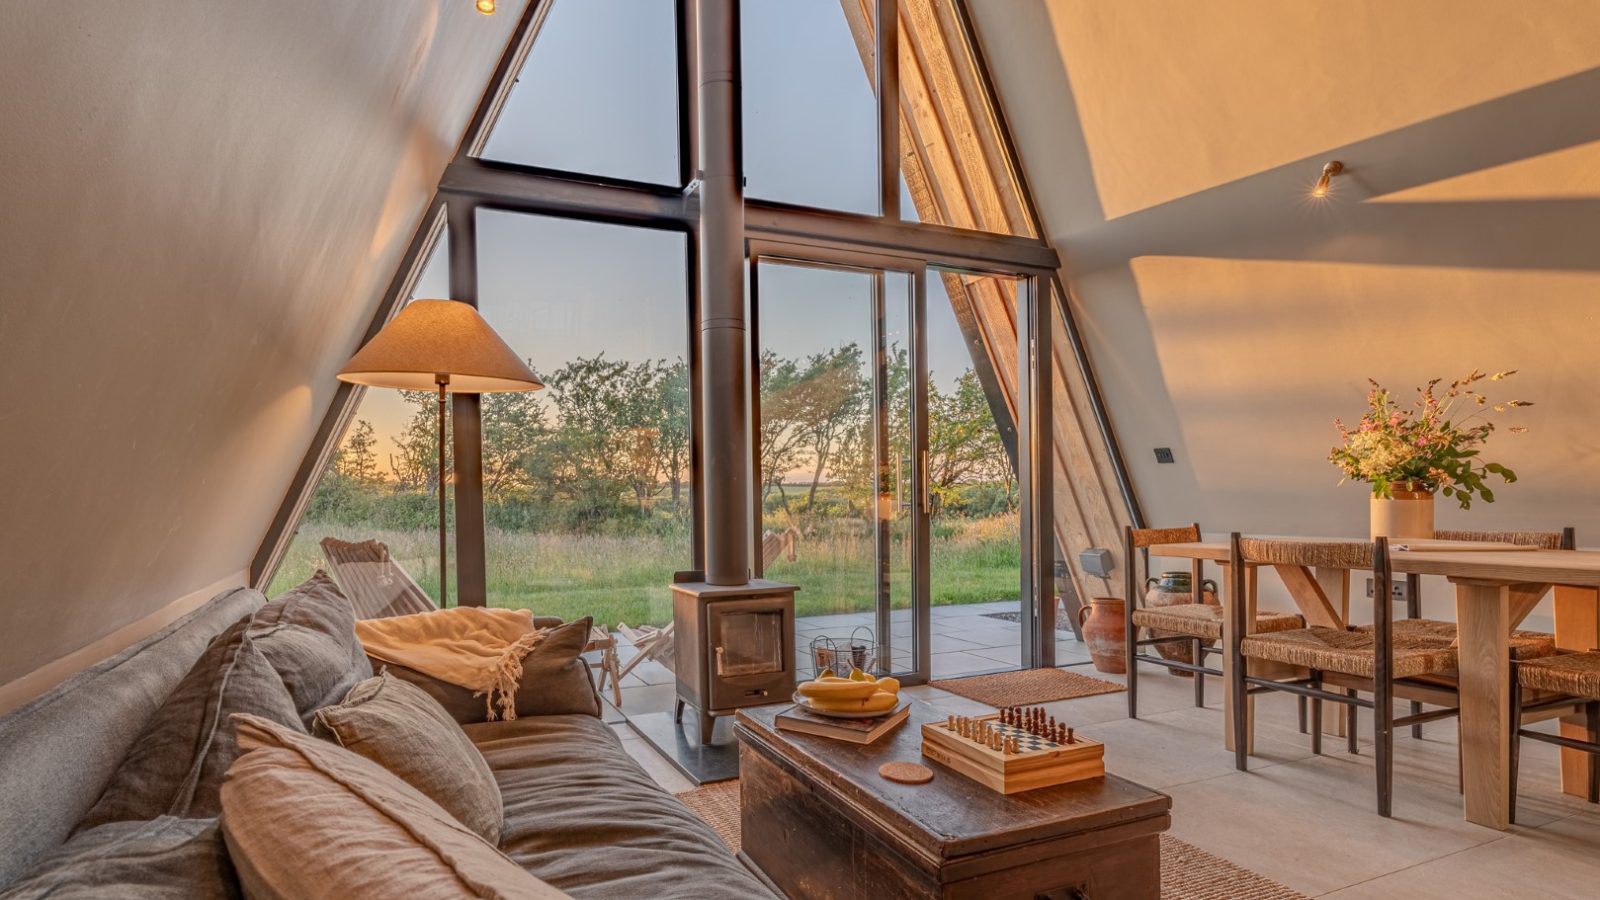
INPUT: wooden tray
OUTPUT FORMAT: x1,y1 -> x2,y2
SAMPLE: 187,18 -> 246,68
920,713 -> 1104,794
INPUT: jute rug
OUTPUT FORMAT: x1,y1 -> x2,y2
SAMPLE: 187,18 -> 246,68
928,667 -> 1124,707
675,779 -> 1309,900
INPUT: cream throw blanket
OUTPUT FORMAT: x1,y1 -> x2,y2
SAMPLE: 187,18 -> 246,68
356,607 -> 549,721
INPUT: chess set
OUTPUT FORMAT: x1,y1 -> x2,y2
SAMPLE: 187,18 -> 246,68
919,706 -> 1104,795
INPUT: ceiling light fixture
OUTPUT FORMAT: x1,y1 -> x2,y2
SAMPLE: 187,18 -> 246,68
1312,160 -> 1344,198
476,0 -> 496,14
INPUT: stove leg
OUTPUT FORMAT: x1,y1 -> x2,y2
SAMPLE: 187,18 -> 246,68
699,708 -> 717,746
674,697 -> 685,723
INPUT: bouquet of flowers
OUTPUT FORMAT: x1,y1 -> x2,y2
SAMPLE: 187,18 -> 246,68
1329,370 -> 1530,509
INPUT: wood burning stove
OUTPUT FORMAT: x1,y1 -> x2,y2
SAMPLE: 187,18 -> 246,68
672,578 -> 797,743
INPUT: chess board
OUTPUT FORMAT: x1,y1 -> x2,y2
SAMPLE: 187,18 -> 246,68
920,712 -> 1104,795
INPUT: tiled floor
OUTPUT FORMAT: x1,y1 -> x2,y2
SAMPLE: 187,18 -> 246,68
602,624 -> 1600,898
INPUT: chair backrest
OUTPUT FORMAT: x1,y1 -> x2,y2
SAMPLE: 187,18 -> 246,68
1230,535 -> 1391,637
1433,528 -> 1573,550
761,527 -> 801,568
319,537 -> 438,619
1237,537 -> 1374,571
1123,524 -> 1203,611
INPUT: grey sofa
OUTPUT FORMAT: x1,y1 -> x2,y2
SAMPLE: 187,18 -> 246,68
0,588 -> 776,899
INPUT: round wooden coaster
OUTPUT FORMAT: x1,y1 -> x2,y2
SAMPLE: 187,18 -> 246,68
878,761 -> 934,785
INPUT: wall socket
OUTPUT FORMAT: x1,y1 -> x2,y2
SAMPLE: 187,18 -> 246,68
1153,447 -> 1175,464
1365,577 -> 1409,601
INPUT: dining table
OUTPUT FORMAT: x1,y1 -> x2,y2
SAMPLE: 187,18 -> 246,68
1146,536 -> 1600,830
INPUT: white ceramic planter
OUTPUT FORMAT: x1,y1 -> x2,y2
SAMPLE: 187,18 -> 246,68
1370,485 -> 1435,540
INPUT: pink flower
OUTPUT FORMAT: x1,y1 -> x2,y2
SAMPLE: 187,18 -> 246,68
1361,422 -> 1376,432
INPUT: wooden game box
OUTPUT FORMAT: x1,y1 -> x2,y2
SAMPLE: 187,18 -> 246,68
920,713 -> 1104,794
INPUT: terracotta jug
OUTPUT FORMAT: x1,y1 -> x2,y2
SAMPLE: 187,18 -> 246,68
1077,598 -> 1127,674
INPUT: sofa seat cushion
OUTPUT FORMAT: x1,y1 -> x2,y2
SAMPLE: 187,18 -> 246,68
0,816 -> 239,900
77,620 -> 304,830
465,715 -> 777,900
380,617 -> 602,724
251,572 -> 372,725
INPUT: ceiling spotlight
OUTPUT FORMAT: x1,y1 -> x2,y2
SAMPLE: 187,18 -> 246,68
1312,161 -> 1344,198
476,0 -> 496,14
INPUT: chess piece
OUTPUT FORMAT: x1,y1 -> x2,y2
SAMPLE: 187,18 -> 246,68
1066,727 -> 1075,744
947,714 -> 956,731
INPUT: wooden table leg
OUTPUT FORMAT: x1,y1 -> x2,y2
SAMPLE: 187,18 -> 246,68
1554,585 -> 1600,798
1223,563 -> 1258,754
1454,580 -> 1538,830
1313,567 -> 1351,739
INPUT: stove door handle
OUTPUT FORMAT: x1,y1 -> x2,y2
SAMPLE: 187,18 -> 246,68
714,645 -> 726,676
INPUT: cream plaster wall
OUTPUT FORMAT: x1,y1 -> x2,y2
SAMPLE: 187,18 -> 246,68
972,0 -> 1600,623
0,1 -> 525,689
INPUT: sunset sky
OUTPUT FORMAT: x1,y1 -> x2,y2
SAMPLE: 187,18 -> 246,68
346,0 -> 1001,478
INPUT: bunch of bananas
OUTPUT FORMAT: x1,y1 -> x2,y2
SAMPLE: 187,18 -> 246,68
796,668 -> 902,714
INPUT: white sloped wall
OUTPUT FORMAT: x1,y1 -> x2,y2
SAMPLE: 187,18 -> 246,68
973,0 -> 1600,626
0,1 -> 526,696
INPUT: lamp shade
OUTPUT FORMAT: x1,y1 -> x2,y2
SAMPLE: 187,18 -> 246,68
336,299 -> 543,393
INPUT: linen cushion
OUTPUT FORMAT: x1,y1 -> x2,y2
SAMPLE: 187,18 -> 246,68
251,572 -> 372,724
313,672 -> 502,843
0,816 -> 238,899
468,714 -> 779,899
380,617 -> 601,723
219,714 -> 566,900
77,620 -> 304,830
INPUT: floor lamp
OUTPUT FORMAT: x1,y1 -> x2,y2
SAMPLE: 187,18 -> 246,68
336,299 -> 543,607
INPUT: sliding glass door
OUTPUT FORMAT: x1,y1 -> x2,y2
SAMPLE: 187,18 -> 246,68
750,246 -> 1052,685
752,254 -> 926,681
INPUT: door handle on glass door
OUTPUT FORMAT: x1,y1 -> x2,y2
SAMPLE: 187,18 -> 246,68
920,450 -> 932,514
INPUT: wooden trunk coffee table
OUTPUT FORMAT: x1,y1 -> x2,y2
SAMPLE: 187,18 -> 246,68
735,701 -> 1170,900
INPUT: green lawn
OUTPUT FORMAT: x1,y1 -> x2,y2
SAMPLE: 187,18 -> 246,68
270,515 -> 1020,629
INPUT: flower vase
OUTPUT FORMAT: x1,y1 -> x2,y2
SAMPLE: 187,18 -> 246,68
1370,483 -> 1434,540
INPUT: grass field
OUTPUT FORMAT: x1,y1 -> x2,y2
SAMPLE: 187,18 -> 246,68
268,515 -> 1020,629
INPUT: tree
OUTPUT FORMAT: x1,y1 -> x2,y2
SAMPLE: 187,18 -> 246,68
540,355 -> 679,523
757,351 -> 809,504
333,419 -> 381,485
776,345 -> 869,511
655,359 -> 691,516
480,391 -> 550,498
390,391 -> 450,495
928,369 -> 1007,492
